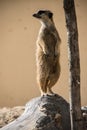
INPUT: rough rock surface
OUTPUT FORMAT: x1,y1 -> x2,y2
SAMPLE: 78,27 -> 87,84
0,94 -> 71,130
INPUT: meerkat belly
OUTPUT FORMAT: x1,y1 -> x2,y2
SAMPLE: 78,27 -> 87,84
36,47 -> 60,81
36,28 -> 60,84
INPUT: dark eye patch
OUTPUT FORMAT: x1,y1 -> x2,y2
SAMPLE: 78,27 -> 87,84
38,10 -> 45,15
37,10 -> 53,19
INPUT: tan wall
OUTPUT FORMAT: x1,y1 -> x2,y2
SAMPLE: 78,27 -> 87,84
0,0 -> 87,107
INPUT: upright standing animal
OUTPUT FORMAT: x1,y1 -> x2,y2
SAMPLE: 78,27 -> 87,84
33,10 -> 61,95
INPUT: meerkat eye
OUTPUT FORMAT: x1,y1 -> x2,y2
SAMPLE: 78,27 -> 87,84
38,10 -> 45,15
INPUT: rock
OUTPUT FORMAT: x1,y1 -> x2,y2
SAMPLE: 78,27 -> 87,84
0,94 -> 71,130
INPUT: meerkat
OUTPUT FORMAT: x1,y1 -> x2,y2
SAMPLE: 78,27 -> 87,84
33,10 -> 61,96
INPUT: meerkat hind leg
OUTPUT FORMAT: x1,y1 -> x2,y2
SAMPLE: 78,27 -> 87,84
47,88 -> 54,95
39,78 -> 48,96
46,80 -> 54,95
47,87 -> 57,97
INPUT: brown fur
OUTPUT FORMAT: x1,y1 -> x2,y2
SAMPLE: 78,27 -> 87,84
33,10 -> 61,95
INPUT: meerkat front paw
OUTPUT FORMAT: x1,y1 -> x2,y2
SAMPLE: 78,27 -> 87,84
43,50 -> 50,57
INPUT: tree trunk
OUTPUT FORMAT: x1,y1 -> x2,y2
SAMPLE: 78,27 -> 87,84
63,0 -> 83,130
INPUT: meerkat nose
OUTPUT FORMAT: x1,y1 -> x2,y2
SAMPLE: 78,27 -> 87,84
32,13 -> 36,17
32,13 -> 41,18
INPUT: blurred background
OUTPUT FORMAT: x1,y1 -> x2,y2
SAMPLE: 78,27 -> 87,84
0,0 -> 87,107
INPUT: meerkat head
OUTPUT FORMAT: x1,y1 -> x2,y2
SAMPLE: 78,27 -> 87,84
33,10 -> 53,23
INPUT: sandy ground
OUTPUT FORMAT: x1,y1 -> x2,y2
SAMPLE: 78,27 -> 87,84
0,106 -> 25,128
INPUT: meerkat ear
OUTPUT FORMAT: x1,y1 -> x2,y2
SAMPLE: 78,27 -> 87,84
48,12 -> 53,18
